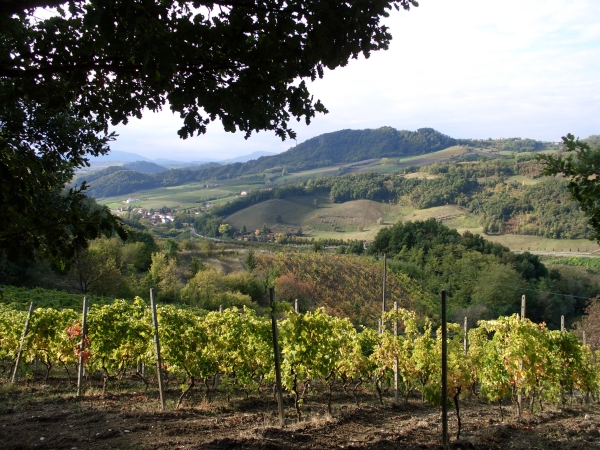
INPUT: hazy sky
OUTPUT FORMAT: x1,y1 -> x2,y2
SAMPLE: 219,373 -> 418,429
109,0 -> 600,161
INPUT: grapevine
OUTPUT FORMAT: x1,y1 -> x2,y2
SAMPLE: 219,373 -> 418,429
0,297 -> 596,426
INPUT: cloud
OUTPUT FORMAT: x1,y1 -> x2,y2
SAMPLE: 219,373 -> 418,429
110,0 -> 600,159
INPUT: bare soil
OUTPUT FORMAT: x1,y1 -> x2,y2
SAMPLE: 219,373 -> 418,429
1,381 -> 599,450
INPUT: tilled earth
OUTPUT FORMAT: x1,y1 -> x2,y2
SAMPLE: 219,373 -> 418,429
1,384 -> 599,450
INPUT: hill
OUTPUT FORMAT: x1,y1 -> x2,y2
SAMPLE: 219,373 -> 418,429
225,196 -> 386,234
122,161 -> 168,174
80,127 -> 552,198
90,150 -> 151,162
242,127 -> 458,171
79,127 -> 460,197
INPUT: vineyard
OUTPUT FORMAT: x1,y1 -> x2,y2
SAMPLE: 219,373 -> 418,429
1,297 -> 598,439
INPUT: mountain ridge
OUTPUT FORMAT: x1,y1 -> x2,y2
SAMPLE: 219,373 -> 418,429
79,127 -> 547,198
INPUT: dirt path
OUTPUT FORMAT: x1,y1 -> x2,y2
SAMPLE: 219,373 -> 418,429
1,386 -> 599,450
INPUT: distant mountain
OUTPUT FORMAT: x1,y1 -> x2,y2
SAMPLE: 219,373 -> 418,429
81,127 -> 460,197
250,127 -> 457,171
153,157 -> 189,164
91,150 -> 276,165
91,150 -> 151,162
149,151 -> 277,164
122,161 -> 168,174
83,127 -> 546,199
221,151 -> 277,163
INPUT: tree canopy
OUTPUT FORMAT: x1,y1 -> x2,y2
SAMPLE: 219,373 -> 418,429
2,0 -> 418,140
540,134 -> 600,243
0,0 -> 418,260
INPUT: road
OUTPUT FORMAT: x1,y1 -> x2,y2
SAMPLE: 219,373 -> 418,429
513,250 -> 600,258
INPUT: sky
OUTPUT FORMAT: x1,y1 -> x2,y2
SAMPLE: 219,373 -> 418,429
109,0 -> 600,162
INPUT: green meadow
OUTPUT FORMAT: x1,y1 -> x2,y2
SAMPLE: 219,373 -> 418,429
94,148 -> 600,256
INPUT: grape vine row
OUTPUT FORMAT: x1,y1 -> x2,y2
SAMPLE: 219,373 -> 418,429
0,300 -> 597,419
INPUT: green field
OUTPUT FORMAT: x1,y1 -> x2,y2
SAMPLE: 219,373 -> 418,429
484,234 -> 599,254
92,144 -> 598,255
225,196 -> 600,254
225,194 -> 388,238
100,185 -> 237,210
506,175 -> 539,186
98,176 -> 270,210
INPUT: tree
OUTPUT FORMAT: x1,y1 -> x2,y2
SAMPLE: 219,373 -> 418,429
0,166 -> 125,261
540,134 -> 600,242
164,238 -> 180,259
243,249 -> 257,272
218,223 -> 232,237
2,0 -> 417,140
1,0 -> 418,261
574,296 -> 600,352
68,246 -> 126,296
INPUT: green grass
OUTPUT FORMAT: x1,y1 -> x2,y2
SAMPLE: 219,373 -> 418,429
400,205 -> 468,223
98,183 -> 256,210
392,145 -> 469,164
483,234 -> 599,253
443,213 -> 481,231
225,194 -> 389,240
226,195 -> 323,231
543,257 -> 600,270
506,175 -> 539,186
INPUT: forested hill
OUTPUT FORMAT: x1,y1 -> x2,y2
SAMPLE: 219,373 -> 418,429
122,161 -> 167,174
76,127 -> 543,198
247,127 -> 457,171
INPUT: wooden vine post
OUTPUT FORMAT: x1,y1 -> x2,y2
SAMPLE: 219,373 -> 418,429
82,304 -> 90,377
518,295 -> 526,418
150,289 -> 166,411
561,315 -> 565,332
382,253 -> 387,314
11,301 -> 34,383
441,290 -> 448,449
269,287 -> 285,426
393,301 -> 399,404
77,297 -> 88,396
463,316 -> 468,355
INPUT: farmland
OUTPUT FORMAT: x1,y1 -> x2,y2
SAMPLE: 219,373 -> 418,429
1,382 -> 598,450
1,296 -> 599,450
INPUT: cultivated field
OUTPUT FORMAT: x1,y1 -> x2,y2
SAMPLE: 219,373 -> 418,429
1,380 -> 598,450
98,176 -> 268,210
92,149 -> 600,257
506,175 -> 540,186
226,195 -> 388,239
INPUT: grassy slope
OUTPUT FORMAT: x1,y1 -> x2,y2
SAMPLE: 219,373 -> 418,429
99,177 -> 265,210
225,194 -> 387,237
226,195 -> 600,253
95,145 -> 599,254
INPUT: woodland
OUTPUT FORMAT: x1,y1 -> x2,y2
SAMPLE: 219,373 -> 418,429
2,137 -> 600,332
176,156 -> 591,241
76,128 -> 552,198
